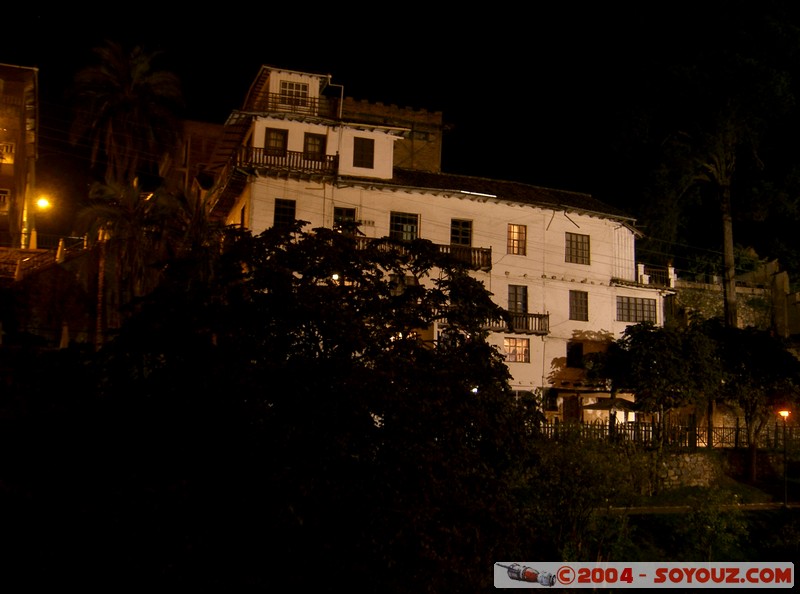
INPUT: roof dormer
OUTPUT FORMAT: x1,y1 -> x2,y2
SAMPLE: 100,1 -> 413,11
241,65 -> 340,119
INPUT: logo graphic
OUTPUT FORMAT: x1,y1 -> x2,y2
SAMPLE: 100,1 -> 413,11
496,563 -> 557,586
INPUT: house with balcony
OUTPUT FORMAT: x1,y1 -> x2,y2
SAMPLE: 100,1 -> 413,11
201,65 -> 672,421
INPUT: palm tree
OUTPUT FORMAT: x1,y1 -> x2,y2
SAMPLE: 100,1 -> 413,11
69,40 -> 184,187
68,41 -> 186,344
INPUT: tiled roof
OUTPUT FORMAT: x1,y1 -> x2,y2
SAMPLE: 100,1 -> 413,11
341,168 -> 636,225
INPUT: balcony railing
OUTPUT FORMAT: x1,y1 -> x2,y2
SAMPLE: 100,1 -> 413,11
237,146 -> 338,176
353,236 -> 492,271
485,312 -> 550,335
263,93 -> 341,119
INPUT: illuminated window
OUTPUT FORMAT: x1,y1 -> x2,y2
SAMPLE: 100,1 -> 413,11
617,296 -> 656,323
504,337 -> 530,363
390,212 -> 419,241
353,137 -> 374,168
569,290 -> 588,321
273,198 -> 296,229
0,142 -> 15,164
565,232 -> 590,264
507,224 -> 526,255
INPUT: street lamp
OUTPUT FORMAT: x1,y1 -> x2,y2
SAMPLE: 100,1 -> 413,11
21,194 -> 52,249
779,409 -> 790,508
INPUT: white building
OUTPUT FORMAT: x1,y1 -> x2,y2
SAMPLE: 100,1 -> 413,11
201,65 -> 673,421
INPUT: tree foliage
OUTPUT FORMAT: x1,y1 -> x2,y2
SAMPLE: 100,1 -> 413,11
69,40 -> 184,187
79,222 -> 543,590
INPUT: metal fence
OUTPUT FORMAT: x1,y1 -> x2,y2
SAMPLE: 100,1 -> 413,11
541,419 -> 799,451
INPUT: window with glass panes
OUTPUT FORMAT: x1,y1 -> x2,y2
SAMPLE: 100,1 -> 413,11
273,199 -> 296,229
390,212 -> 419,241
565,232 -> 590,264
617,296 -> 657,323
508,285 -> 528,314
450,219 -> 472,246
569,290 -> 589,321
279,81 -> 308,106
265,128 -> 288,156
507,224 -> 526,255
353,137 -> 374,168
304,133 -> 326,161
334,206 -> 357,235
504,337 -> 530,363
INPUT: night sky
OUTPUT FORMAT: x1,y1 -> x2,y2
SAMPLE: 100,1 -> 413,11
4,3 -> 795,214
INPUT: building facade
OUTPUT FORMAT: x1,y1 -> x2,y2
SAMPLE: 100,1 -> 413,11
202,65 -> 671,421
0,63 -> 37,250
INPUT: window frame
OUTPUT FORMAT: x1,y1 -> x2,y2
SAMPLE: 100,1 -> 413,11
304,133 -> 326,161
352,136 -> 375,169
569,290 -> 589,321
565,232 -> 590,265
273,198 -> 296,229
265,128 -> 288,156
616,296 -> 657,323
507,223 -> 527,255
566,341 -> 584,368
389,211 -> 419,241
334,206 -> 357,235
504,337 -> 530,363
279,80 -> 309,107
508,285 -> 528,314
450,219 -> 472,247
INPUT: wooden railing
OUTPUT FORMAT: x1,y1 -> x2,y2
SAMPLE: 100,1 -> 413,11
237,146 -> 338,175
353,236 -> 492,272
485,313 -> 549,335
263,93 -> 341,118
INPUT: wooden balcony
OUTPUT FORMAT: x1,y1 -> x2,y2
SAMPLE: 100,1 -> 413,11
261,92 -> 341,119
353,236 -> 492,271
485,312 -> 550,335
237,146 -> 338,176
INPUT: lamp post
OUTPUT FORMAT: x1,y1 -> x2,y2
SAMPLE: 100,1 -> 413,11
21,194 -> 52,249
779,409 -> 790,508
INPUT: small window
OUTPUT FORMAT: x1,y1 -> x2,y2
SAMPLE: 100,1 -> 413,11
566,341 -> 584,368
273,198 -> 296,229
504,337 -> 530,363
507,224 -> 526,255
617,296 -> 657,323
389,273 -> 419,296
279,81 -> 308,107
304,133 -> 326,161
265,128 -> 288,156
569,290 -> 589,321
0,142 -> 15,164
565,232 -> 590,264
0,188 -> 9,214
390,211 -> 419,241
508,285 -> 528,314
334,206 -> 357,236
450,219 -> 472,246
353,137 -> 374,168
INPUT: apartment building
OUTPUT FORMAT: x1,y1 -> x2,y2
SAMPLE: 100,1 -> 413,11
0,63 -> 37,249
202,65 -> 670,421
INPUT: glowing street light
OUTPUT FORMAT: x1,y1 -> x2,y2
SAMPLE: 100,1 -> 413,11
779,409 -> 790,508
22,194 -> 53,249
